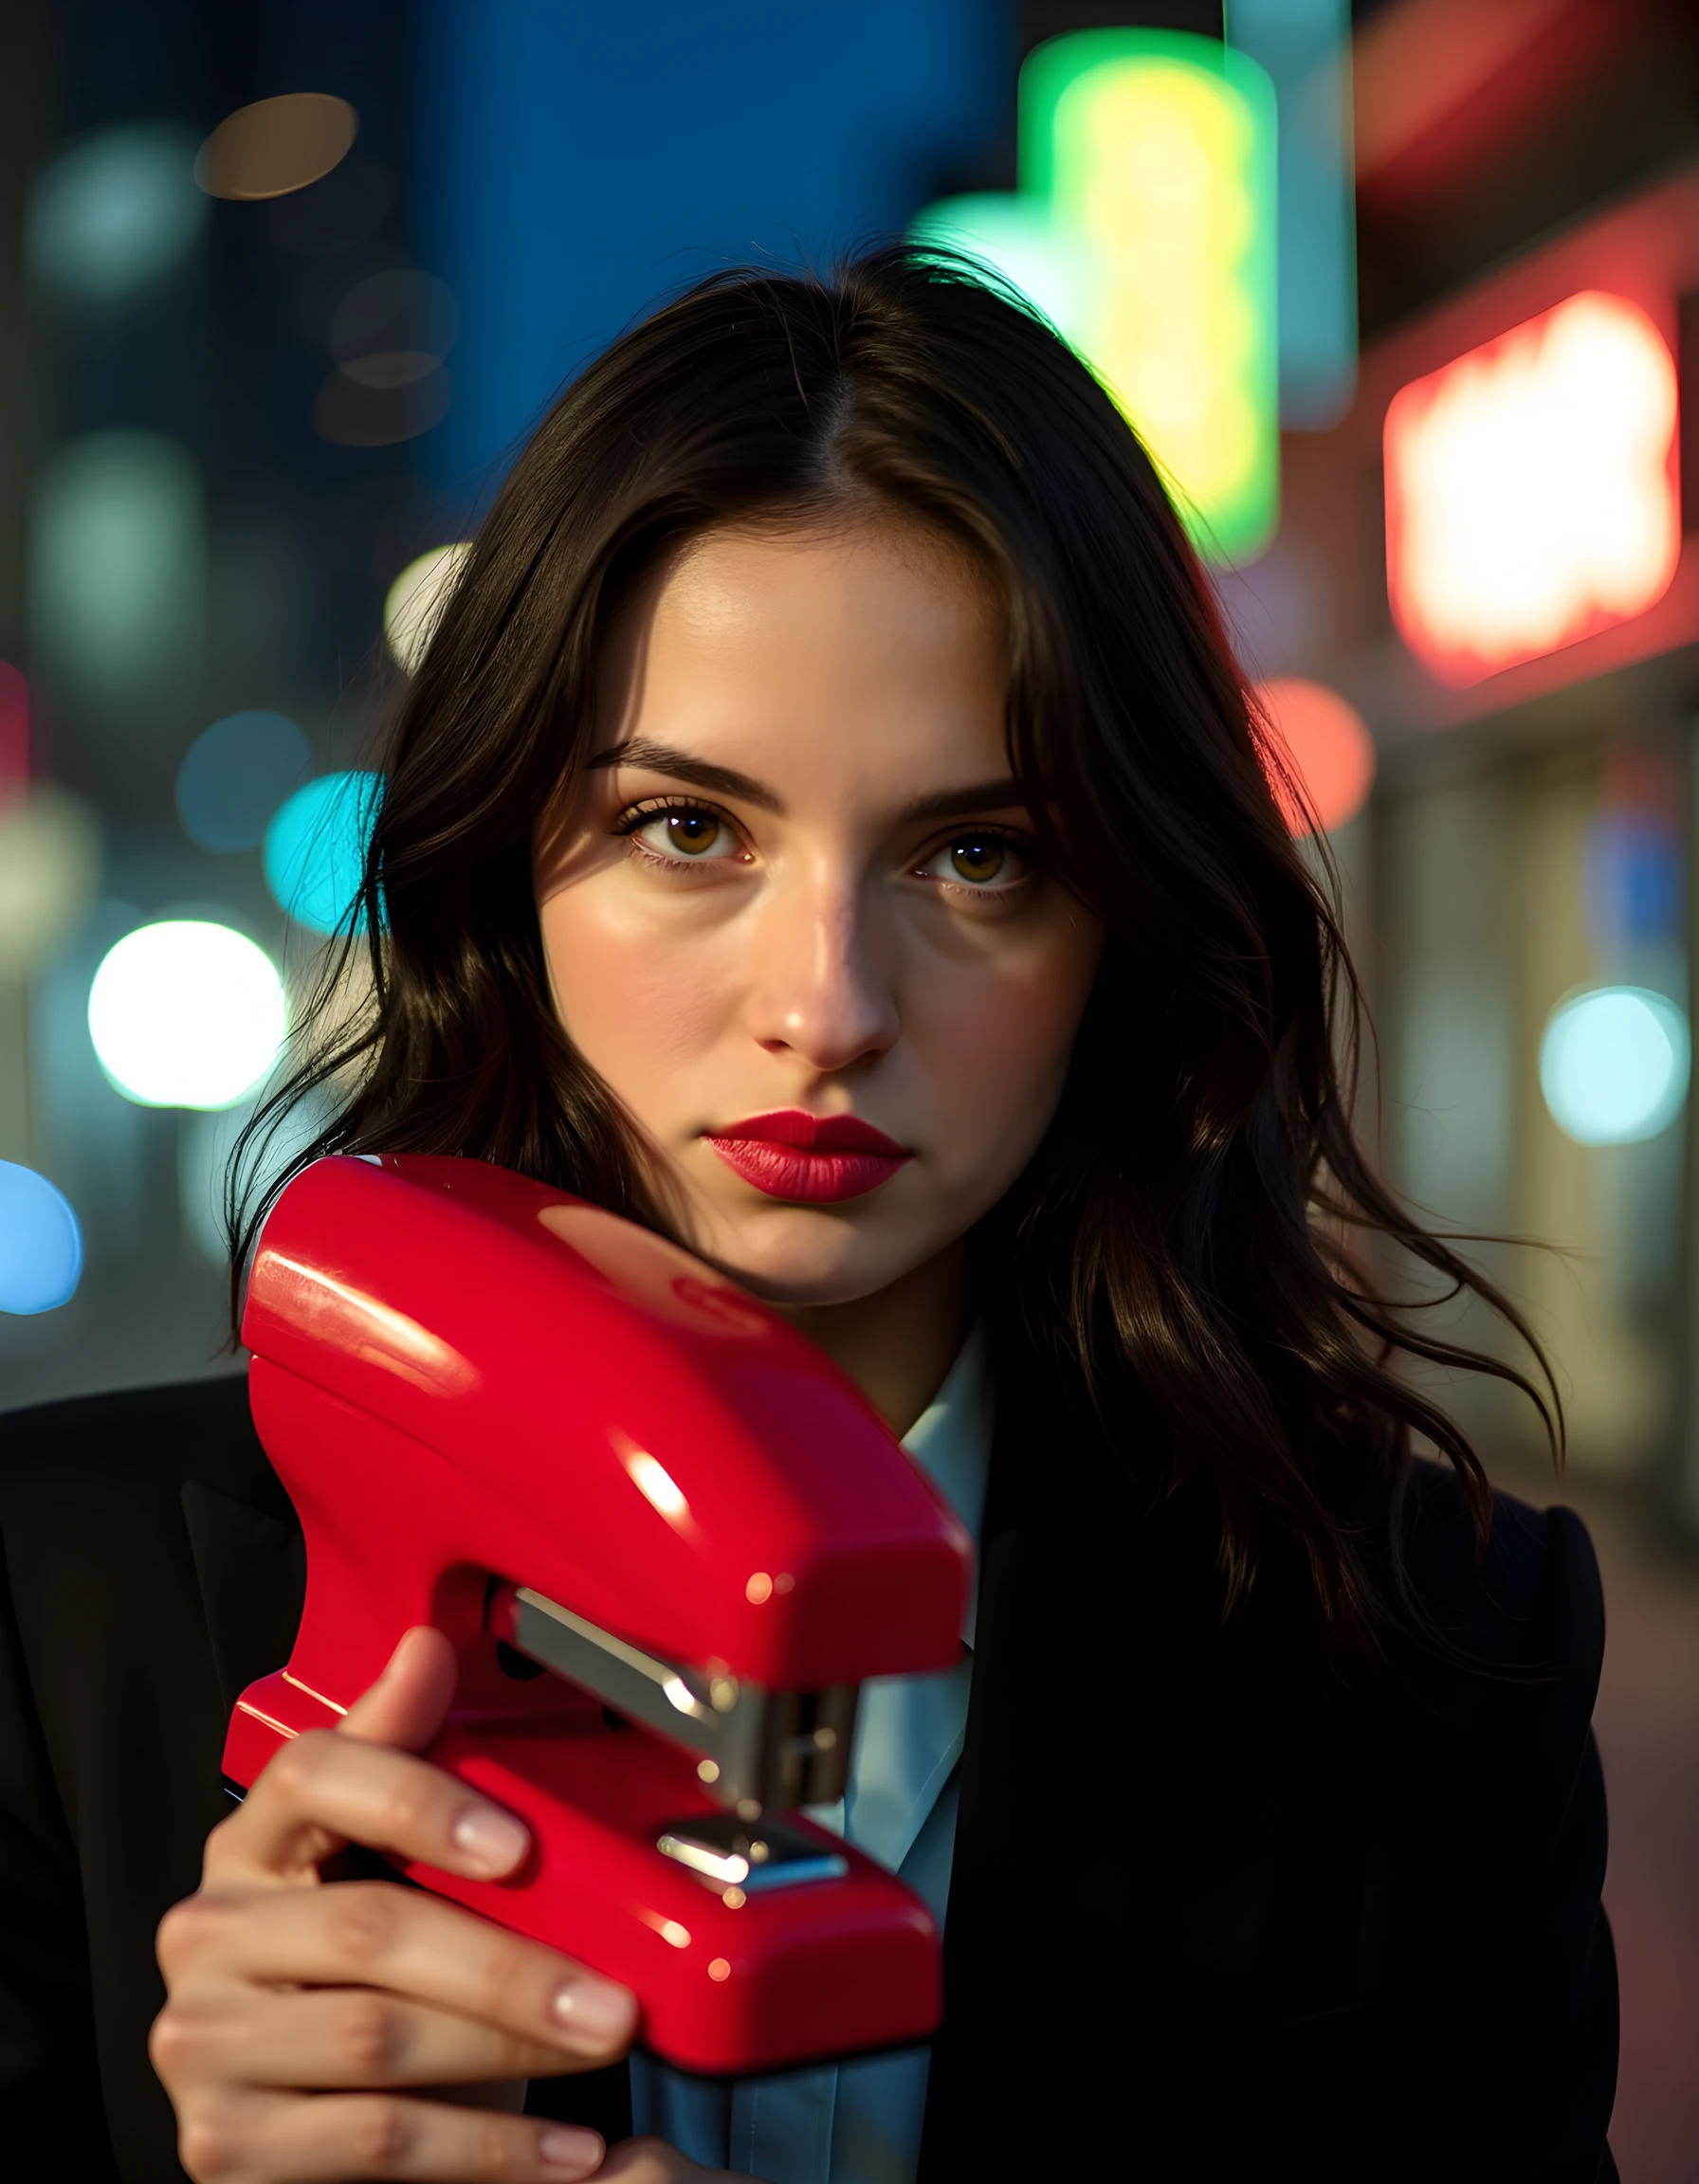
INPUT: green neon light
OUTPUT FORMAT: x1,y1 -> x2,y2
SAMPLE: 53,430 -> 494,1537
912,32 -> 1279,567
1023,31 -> 1278,564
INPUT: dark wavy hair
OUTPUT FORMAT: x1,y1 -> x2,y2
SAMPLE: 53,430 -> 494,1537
230,246 -> 1558,1659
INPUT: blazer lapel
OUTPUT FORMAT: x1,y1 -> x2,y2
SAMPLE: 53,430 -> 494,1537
179,1479 -> 305,1721
919,1357 -> 1316,2175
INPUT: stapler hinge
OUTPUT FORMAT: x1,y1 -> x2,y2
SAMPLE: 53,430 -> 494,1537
485,1580 -> 858,1813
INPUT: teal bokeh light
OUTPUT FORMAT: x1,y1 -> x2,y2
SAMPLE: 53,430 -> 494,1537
908,194 -> 1088,338
1539,985 -> 1690,1146
0,1161 -> 83,1315
29,430 -> 205,704
27,122 -> 205,301
1224,0 -> 1359,429
264,772 -> 383,936
177,712 -> 312,852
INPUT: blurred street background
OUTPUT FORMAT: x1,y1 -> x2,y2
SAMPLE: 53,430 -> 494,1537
2,3 -> 1697,2173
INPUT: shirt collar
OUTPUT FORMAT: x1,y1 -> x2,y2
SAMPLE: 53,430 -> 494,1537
899,1324 -> 992,1646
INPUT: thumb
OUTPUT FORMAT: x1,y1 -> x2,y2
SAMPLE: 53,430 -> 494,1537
338,1625 -> 459,1752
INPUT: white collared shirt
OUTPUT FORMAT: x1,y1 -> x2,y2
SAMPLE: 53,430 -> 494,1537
630,1329 -> 992,2183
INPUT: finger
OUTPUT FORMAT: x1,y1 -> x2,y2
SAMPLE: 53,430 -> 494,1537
158,1882 -> 638,2064
153,1983 -> 583,2092
207,1725 -> 531,1890
339,1626 -> 460,1752
591,2139 -> 724,2181
175,2088 -> 603,2183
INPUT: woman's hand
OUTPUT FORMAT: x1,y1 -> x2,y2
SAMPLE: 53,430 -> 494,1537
151,1627 -> 641,2183
590,2145 -> 742,2181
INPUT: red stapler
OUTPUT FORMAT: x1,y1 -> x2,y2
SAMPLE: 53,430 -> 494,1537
223,1155 -> 973,2074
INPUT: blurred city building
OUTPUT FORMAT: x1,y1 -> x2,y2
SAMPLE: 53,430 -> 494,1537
2,0 -> 1698,2173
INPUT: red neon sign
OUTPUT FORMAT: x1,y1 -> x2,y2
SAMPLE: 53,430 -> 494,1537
1383,290 -> 1680,687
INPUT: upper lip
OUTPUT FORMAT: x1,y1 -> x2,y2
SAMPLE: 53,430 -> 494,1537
706,1109 -> 909,1157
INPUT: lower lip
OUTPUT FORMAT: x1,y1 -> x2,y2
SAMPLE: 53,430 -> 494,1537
705,1138 -> 910,1204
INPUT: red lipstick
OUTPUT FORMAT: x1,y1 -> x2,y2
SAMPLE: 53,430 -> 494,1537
704,1110 -> 911,1205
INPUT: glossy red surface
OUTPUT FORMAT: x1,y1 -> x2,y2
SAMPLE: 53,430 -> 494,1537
228,1669 -> 940,2072
225,1155 -> 972,2070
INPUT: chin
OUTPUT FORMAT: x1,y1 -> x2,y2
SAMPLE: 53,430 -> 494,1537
685,1198 -> 931,1310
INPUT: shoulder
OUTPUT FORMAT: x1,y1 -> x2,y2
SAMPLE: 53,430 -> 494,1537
1368,1460 -> 1610,1894
0,1372 -> 301,1729
1396,1456 -> 1604,1692
0,1377 -> 300,2178
0,1374 -> 303,1850
0,1367 -> 260,1469
0,1371 -> 278,1524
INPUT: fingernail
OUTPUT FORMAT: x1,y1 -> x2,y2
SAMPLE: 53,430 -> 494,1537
539,2125 -> 601,2175
550,1974 -> 634,2045
448,1803 -> 530,1876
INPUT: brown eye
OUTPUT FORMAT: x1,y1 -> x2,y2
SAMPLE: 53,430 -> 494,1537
627,804 -> 740,862
917,828 -> 1032,894
949,837 -> 1006,883
664,811 -> 721,856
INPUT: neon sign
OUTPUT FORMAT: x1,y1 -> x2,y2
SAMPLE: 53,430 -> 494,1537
1383,290 -> 1680,686
914,32 -> 1278,567
1024,32 -> 1278,564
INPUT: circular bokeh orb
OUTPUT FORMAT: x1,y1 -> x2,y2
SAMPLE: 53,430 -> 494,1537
263,772 -> 383,935
331,269 -> 459,387
1254,678 -> 1377,836
0,783 -> 101,978
87,919 -> 286,1110
194,94 -> 357,201
0,1161 -> 83,1315
27,122 -> 206,301
314,367 -> 453,449
384,542 -> 472,674
176,710 -> 311,852
1539,985 -> 1690,1146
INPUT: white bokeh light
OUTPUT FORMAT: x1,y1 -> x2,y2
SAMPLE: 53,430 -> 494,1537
1539,985 -> 1690,1147
384,542 -> 472,674
0,783 -> 101,978
87,919 -> 285,1110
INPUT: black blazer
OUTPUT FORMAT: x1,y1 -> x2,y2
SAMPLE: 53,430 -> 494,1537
0,1372 -> 1617,2182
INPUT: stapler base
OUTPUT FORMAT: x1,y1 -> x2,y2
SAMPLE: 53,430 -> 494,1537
226,1670 -> 941,2075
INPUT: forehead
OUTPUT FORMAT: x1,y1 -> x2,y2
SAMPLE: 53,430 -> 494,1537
600,519 -> 1008,792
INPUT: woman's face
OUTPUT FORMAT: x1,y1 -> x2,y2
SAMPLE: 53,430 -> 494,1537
535,518 -> 1104,1307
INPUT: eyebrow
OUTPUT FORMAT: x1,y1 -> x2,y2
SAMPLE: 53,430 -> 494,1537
589,738 -> 1029,826
588,739 -> 783,810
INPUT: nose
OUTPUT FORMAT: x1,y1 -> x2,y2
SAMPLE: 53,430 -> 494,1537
746,870 -> 900,1075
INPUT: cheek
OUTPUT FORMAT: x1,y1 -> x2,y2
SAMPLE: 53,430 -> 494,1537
539,889 -> 732,1097
915,916 -> 1103,1156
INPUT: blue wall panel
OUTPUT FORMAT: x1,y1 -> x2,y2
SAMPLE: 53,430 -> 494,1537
412,0 -> 1012,492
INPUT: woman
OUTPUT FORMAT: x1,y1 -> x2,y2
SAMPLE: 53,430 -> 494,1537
0,249 -> 1616,2183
